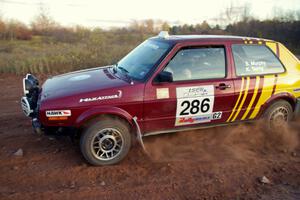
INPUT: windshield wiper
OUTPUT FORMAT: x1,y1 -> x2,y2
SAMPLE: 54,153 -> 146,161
114,63 -> 134,84
117,66 -> 130,74
113,63 -> 129,74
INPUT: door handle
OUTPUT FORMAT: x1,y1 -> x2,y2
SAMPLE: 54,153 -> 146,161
216,83 -> 231,90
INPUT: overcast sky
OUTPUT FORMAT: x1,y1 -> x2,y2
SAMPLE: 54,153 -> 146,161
0,0 -> 300,28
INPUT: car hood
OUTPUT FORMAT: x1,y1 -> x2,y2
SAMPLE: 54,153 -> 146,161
41,66 -> 129,100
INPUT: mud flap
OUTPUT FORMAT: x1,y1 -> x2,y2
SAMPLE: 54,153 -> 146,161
133,117 -> 149,156
294,98 -> 300,118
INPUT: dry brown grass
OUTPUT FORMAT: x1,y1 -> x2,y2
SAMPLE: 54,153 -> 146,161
0,32 -> 150,75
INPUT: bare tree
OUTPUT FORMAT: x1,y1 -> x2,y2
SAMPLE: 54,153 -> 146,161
214,2 -> 253,26
297,10 -> 300,21
272,7 -> 299,22
30,3 -> 59,35
0,0 -> 3,18
161,22 -> 170,31
144,19 -> 154,33
241,3 -> 252,22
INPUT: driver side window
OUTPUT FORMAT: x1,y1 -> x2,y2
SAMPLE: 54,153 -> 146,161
164,46 -> 226,81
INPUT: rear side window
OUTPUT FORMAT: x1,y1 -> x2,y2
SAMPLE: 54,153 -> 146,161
164,46 -> 226,81
232,44 -> 285,76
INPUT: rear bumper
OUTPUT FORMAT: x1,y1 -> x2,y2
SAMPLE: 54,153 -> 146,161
294,98 -> 300,118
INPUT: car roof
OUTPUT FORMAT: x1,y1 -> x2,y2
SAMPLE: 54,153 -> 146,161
151,34 -> 273,44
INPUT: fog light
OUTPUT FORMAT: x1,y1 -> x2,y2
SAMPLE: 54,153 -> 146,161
21,97 -> 33,116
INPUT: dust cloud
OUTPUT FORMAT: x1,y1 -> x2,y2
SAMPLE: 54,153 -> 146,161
142,120 -> 299,162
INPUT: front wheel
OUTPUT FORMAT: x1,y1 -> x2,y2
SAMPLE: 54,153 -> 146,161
264,100 -> 293,130
80,117 -> 132,166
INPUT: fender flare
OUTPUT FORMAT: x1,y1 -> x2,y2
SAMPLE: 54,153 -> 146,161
75,106 -> 134,128
257,92 -> 296,118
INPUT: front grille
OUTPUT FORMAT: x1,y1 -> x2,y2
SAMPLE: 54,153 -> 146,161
21,97 -> 33,117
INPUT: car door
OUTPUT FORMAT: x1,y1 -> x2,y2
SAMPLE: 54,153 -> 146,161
143,43 -> 236,134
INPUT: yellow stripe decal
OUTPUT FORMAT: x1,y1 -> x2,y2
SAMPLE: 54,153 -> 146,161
249,75 -> 275,119
241,76 -> 260,120
227,77 -> 245,122
266,42 -> 277,54
231,77 -> 250,122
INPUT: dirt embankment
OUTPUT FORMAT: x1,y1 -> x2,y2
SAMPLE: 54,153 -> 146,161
0,74 -> 299,200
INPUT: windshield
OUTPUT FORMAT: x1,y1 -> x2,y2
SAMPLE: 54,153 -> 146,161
117,40 -> 171,80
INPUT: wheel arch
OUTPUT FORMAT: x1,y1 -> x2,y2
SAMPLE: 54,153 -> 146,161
75,106 -> 135,130
258,92 -> 296,117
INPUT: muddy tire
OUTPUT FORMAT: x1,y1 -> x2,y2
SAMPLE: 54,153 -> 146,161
263,100 -> 293,130
80,118 -> 131,166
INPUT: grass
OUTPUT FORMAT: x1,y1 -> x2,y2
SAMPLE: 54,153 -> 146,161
0,32 -> 151,75
0,31 -> 299,75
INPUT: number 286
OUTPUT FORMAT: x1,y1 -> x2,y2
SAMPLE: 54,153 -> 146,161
180,98 -> 210,116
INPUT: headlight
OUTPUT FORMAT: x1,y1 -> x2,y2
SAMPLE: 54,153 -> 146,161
26,74 -> 39,86
23,74 -> 39,96
21,97 -> 33,116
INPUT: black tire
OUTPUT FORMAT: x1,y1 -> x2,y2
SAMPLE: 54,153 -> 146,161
263,100 -> 293,130
80,117 -> 132,166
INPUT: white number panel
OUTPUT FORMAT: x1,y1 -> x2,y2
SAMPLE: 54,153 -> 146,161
176,97 -> 214,117
175,85 -> 222,126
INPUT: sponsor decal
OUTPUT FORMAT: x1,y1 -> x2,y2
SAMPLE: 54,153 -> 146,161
227,77 -> 249,122
176,112 -> 222,126
79,90 -> 122,103
241,76 -> 260,120
156,88 -> 169,99
177,85 -> 214,99
175,85 -> 216,126
46,110 -> 71,117
245,61 -> 266,73
212,112 -> 222,120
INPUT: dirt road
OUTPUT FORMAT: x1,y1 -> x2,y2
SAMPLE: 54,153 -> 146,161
0,74 -> 299,200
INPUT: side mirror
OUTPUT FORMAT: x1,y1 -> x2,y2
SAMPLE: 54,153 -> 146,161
155,71 -> 173,83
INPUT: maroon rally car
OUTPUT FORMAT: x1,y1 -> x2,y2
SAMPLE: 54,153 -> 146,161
21,32 -> 300,165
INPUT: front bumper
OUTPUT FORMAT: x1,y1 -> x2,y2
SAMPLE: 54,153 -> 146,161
21,74 -> 40,117
21,74 -> 42,133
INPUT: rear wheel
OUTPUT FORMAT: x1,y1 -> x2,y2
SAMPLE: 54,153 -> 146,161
264,100 -> 293,130
80,117 -> 131,166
